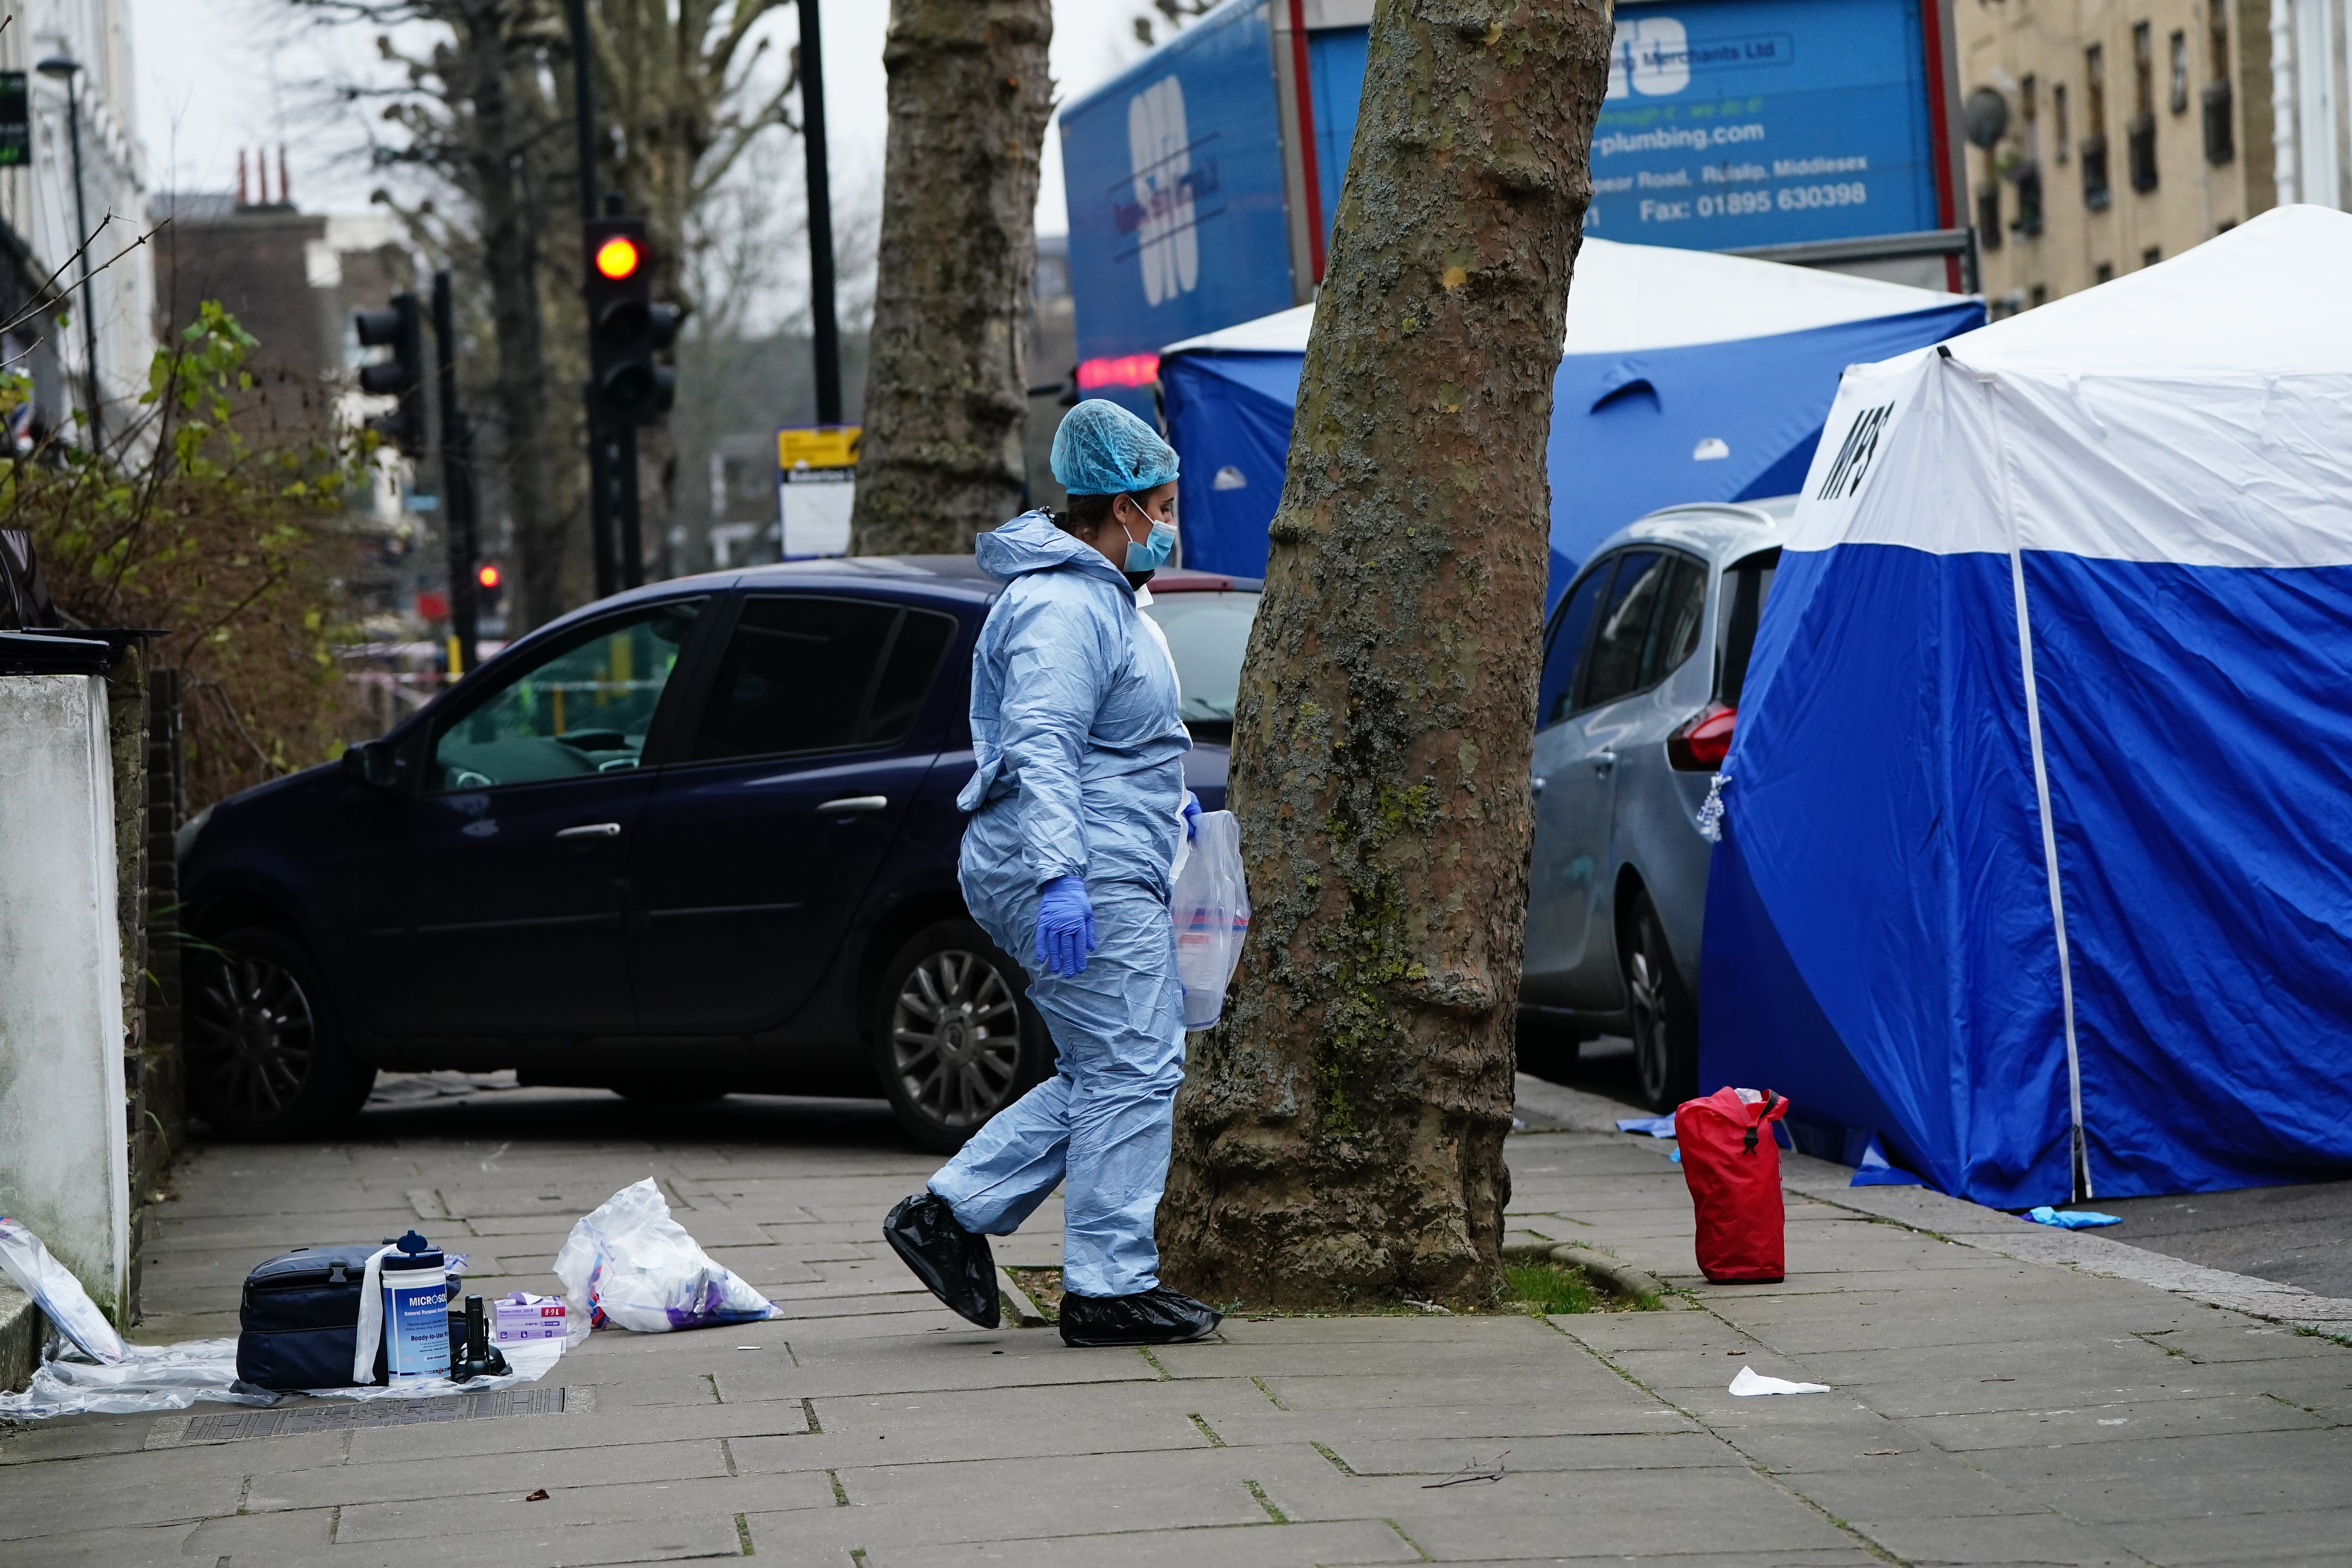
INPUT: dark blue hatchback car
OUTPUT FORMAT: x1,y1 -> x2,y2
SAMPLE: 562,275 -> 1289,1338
178,557 -> 1259,1149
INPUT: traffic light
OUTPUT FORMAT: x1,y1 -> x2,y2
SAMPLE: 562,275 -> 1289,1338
353,294 -> 426,454
582,216 -> 679,423
474,560 -> 504,615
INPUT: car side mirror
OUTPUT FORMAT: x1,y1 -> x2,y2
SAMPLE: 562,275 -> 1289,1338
343,739 -> 399,791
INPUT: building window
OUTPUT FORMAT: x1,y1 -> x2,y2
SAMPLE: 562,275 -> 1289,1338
2203,8 -> 2236,163
2082,49 -> 2111,207
2095,261 -> 2114,283
2128,24 -> 2159,192
2142,246 -> 2161,266
2169,30 -> 2189,111
2055,83 -> 2071,162
2030,284 -> 2049,308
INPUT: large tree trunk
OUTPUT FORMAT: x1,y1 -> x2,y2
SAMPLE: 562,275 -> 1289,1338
848,0 -> 1053,556
1160,0 -> 1610,1310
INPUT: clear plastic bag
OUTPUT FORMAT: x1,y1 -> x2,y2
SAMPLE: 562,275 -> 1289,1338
1171,808 -> 1250,1030
0,1215 -> 125,1364
553,1179 -> 782,1340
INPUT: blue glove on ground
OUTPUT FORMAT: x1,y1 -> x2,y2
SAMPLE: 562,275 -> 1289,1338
1181,791 -> 1201,842
1035,875 -> 1096,977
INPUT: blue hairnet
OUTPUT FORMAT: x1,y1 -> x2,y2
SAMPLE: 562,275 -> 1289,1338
1050,399 -> 1179,495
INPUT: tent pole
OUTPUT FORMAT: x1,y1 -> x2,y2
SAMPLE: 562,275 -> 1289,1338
1981,369 -> 2092,1203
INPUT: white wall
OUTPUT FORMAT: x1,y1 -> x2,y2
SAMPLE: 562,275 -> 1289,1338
0,672 -> 130,1323
0,0 -> 156,441
2274,0 -> 2352,209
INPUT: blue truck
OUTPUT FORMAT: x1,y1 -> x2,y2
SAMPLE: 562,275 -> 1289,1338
1056,0 -> 1969,412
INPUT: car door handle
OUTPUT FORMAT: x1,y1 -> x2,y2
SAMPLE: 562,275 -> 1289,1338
555,822 -> 623,842
816,795 -> 889,816
1592,751 -> 1617,775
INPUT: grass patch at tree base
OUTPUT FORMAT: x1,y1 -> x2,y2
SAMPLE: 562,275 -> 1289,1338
1505,1261 -> 1601,1316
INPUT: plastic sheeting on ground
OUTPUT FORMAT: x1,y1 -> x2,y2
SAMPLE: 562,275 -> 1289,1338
1157,240 -> 1983,602
0,1333 -> 564,1422
1700,206 -> 2352,1208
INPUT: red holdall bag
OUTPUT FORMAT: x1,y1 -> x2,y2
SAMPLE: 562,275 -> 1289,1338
1675,1087 -> 1791,1283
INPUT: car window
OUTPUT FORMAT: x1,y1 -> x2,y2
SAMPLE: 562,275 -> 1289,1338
1140,590 -> 1257,723
1717,548 -> 1780,705
432,599 -> 705,791
1536,560 -> 1614,728
1576,550 -> 1666,711
687,597 -> 954,763
1643,555 -> 1709,688
860,609 -> 958,743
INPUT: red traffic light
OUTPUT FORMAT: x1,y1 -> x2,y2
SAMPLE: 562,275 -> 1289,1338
594,236 -> 642,280
475,562 -> 503,591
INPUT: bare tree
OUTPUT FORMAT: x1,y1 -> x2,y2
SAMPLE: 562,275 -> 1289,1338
298,0 -> 806,619
847,0 -> 1054,557
579,0 -> 801,575
305,0 -> 579,629
1160,0 -> 1613,1310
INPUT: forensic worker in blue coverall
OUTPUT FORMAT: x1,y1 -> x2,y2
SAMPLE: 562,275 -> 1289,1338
883,401 -> 1223,1348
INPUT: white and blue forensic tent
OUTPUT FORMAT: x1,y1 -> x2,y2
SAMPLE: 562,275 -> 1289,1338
1700,206 -> 2352,1208
1158,238 -> 1984,599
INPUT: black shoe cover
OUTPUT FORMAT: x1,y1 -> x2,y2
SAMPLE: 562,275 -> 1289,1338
1058,1285 -> 1221,1347
884,1192 -> 1000,1328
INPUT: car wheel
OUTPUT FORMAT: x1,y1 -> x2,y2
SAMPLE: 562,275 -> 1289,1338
1624,891 -> 1699,1113
873,920 -> 1051,1153
186,926 -> 376,1140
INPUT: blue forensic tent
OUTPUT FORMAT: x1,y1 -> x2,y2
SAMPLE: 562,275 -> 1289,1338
1701,207 -> 2352,1208
1158,238 -> 1984,599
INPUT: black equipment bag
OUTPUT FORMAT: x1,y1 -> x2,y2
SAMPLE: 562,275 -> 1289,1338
235,1244 -> 387,1391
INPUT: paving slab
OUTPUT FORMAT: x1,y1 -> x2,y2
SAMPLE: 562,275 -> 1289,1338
3,1076 -> 2347,1568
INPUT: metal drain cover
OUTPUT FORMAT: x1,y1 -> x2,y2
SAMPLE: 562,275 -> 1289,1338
172,1385 -> 564,1442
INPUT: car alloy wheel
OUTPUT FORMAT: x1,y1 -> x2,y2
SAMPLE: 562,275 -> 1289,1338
1628,939 -> 1671,1109
1624,892 -> 1697,1112
191,947 -> 318,1122
888,947 -> 1025,1132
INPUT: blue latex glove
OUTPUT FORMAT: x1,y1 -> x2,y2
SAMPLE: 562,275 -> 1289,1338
1181,791 -> 1201,842
2025,1205 -> 2123,1229
1035,875 -> 1097,977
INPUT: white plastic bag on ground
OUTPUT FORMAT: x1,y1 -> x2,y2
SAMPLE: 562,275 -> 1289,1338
553,1179 -> 782,1341
1171,808 -> 1250,1030
0,1215 -> 125,1364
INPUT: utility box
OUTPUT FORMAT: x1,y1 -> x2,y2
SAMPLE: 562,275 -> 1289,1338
0,631 -> 131,1323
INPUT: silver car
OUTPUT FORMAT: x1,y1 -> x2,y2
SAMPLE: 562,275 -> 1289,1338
1519,499 -> 1791,1109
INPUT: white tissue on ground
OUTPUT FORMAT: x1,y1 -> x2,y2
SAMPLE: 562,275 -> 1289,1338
1729,1365 -> 1831,1396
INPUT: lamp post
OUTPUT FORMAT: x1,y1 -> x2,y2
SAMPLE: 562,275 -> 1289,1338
36,56 -> 102,451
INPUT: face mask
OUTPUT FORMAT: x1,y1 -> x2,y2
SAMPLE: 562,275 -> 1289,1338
1122,506 -> 1178,573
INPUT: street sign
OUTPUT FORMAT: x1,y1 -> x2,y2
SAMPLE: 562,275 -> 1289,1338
0,74 -> 27,167
776,425 -> 860,559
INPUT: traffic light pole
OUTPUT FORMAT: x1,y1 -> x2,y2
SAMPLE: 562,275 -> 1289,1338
431,271 -> 480,674
567,0 -> 624,597
797,0 -> 842,428
586,395 -> 619,601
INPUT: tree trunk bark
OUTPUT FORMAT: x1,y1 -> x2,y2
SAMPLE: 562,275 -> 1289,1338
848,0 -> 1053,556
1160,0 -> 1611,1311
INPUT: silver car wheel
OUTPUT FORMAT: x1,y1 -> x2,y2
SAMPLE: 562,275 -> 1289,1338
191,949 -> 316,1120
1628,918 -> 1672,1108
889,949 -> 1024,1131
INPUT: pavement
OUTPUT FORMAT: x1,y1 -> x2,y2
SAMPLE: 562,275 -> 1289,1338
1,1073 -> 2348,1568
